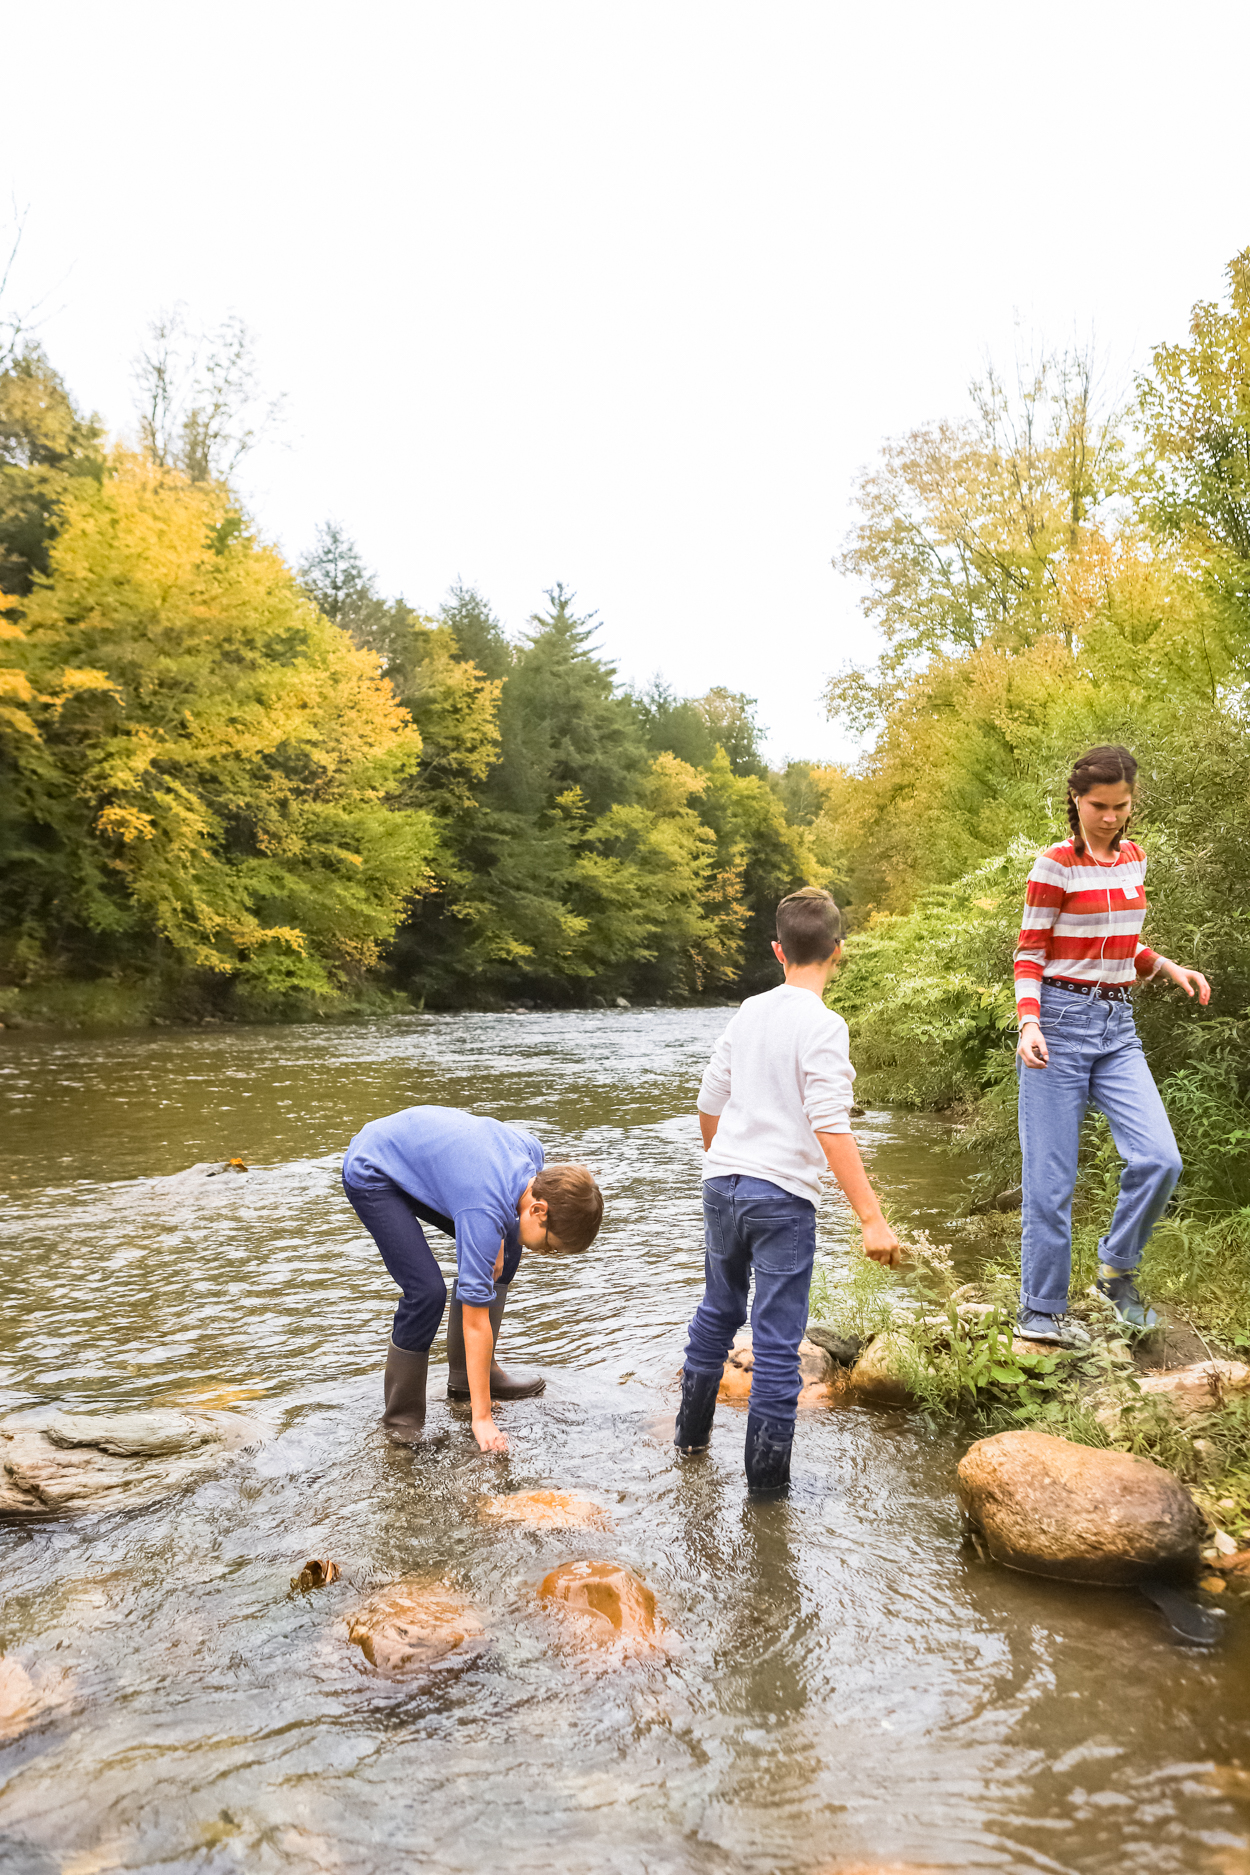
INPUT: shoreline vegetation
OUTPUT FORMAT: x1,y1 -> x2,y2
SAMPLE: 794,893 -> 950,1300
6,250 -> 1250,1549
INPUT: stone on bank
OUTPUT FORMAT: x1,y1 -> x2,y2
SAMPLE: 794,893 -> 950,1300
958,1428 -> 1204,1587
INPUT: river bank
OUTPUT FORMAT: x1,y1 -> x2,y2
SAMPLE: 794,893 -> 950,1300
1,1009 -> 1248,1874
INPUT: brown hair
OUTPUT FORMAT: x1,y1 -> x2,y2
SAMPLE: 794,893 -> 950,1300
775,886 -> 842,965
1066,745 -> 1138,856
532,1163 -> 604,1252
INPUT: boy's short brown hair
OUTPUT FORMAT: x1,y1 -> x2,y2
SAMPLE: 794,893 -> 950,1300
775,887 -> 841,966
532,1163 -> 604,1251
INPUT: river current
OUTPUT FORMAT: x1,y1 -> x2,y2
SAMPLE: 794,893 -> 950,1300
0,1008 -> 1247,1874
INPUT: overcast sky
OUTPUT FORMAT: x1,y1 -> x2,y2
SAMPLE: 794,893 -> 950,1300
5,2 -> 1249,763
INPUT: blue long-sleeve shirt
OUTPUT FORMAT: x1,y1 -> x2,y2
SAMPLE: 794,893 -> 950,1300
342,1105 -> 544,1306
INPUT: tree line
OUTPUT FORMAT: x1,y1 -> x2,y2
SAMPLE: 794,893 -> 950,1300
0,317 -> 840,1018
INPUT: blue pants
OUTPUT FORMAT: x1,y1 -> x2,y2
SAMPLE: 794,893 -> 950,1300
1017,983 -> 1182,1314
343,1174 -> 523,1352
683,1175 -> 817,1430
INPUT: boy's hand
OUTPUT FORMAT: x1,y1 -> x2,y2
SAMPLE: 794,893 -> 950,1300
862,1217 -> 901,1267
472,1415 -> 509,1454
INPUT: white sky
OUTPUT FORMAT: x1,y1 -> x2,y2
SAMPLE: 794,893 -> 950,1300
4,1 -> 1249,763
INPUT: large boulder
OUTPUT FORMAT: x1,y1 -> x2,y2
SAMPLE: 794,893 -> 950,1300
958,1428 -> 1204,1586
0,1408 -> 266,1516
480,1489 -> 611,1530
539,1560 -> 660,1642
716,1331 -> 834,1406
345,1580 -> 486,1673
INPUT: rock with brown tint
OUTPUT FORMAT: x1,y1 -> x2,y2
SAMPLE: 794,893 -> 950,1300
0,1657 -> 71,1739
539,1559 -> 659,1641
345,1580 -> 486,1673
841,1334 -> 915,1405
480,1489 -> 611,1530
822,1865 -> 945,1874
716,1332 -> 834,1407
290,1558 -> 340,1592
958,1428 -> 1204,1586
0,1408 -> 267,1516
1136,1361 -> 1250,1423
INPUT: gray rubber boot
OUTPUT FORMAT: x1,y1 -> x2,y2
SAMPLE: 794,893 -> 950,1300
445,1280 -> 546,1400
381,1339 -> 436,1442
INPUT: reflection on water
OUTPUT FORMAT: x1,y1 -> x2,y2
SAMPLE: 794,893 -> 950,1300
0,1009 -> 1247,1874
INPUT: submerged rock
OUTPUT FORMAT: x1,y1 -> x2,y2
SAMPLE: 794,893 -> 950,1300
480,1489 -> 611,1530
539,1559 -> 660,1641
0,1408 -> 266,1516
957,1428 -> 1204,1586
345,1580 -> 486,1672
291,1558 -> 340,1593
0,1657 -> 71,1739
716,1331 -> 835,1406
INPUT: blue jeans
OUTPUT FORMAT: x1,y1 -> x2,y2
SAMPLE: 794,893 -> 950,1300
1017,983 -> 1182,1314
343,1174 -> 523,1352
684,1175 -> 817,1429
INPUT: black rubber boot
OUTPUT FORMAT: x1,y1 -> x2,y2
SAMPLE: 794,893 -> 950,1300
381,1339 -> 436,1443
674,1367 -> 720,1452
744,1411 -> 793,1495
445,1280 -> 545,1400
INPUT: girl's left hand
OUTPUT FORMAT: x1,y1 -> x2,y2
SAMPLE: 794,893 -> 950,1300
1162,960 -> 1211,1005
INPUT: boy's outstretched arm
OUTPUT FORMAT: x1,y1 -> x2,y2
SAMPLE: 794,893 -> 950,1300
816,1130 -> 901,1266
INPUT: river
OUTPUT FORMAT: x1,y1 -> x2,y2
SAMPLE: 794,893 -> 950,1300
0,1008 -> 1247,1874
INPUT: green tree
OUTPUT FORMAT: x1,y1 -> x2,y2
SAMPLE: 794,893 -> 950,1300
0,455 -> 430,1011
0,344 -> 104,595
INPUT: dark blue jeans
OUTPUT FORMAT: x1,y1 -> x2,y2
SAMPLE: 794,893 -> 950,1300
684,1174 -> 818,1429
343,1174 -> 523,1353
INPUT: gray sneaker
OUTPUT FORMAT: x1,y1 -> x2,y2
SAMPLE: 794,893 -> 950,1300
1016,1308 -> 1091,1349
1095,1266 -> 1158,1331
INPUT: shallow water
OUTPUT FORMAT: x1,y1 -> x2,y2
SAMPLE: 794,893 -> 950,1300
0,1008 -> 1247,1875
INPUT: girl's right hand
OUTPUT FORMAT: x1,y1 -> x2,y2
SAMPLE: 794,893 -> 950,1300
472,1415 -> 509,1454
1017,1021 -> 1048,1069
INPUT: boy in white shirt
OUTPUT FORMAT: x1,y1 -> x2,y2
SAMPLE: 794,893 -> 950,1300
676,888 -> 901,1492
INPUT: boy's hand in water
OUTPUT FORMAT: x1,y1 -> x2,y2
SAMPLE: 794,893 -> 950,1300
862,1216 -> 902,1267
472,1415 -> 509,1454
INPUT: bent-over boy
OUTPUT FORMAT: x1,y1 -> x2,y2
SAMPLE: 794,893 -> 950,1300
676,888 -> 900,1491
343,1104 -> 603,1452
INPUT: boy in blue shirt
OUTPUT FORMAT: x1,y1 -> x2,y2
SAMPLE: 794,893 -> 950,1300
343,1105 -> 604,1452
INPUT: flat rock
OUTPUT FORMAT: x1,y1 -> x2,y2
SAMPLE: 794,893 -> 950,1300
716,1331 -> 834,1407
345,1579 -> 486,1672
539,1559 -> 660,1641
958,1428 -> 1204,1586
480,1489 -> 611,1530
0,1408 -> 266,1516
804,1324 -> 864,1366
1137,1361 -> 1250,1422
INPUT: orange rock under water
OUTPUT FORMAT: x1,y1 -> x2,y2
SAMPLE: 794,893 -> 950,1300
538,1559 -> 659,1640
480,1489 -> 611,1530
346,1579 -> 486,1673
717,1333 -> 833,1407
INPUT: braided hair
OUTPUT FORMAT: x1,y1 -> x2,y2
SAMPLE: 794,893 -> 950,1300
1066,745 -> 1138,857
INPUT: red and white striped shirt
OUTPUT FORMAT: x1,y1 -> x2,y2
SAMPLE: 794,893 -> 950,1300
1013,837 -> 1161,1022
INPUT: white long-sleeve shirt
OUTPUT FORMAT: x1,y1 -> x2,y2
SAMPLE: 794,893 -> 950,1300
697,983 -> 856,1205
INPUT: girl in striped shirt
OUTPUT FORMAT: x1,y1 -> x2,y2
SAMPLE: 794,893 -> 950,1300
1013,745 -> 1210,1347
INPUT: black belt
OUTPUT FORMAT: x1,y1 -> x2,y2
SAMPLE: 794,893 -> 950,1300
1047,976 -> 1132,1005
